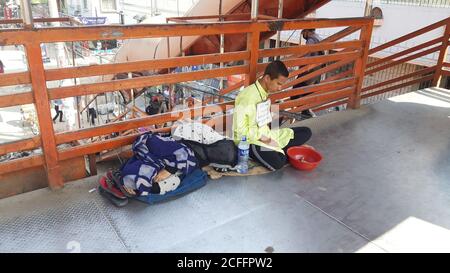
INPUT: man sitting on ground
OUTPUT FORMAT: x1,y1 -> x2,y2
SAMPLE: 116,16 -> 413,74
233,60 -> 312,171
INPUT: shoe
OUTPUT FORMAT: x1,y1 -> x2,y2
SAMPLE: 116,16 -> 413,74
307,109 -> 316,117
301,109 -> 316,119
98,186 -> 129,207
99,175 -> 127,200
106,169 -> 137,198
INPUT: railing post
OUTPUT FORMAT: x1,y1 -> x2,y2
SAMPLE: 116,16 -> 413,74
25,42 -> 64,189
349,20 -> 374,109
432,17 -> 450,87
275,0 -> 284,49
244,0 -> 260,87
245,30 -> 260,86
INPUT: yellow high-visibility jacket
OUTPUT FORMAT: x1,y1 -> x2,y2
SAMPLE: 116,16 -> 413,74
232,80 -> 293,154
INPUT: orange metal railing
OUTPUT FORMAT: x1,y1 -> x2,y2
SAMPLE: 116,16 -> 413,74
3,16 -> 447,194
361,17 -> 450,101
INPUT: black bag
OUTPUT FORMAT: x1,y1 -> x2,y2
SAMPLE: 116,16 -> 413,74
181,139 -> 238,168
145,101 -> 161,115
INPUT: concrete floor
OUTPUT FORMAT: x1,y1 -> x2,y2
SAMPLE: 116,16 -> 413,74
1,88 -> 450,253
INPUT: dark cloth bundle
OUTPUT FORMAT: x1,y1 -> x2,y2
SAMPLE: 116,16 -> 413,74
181,139 -> 238,169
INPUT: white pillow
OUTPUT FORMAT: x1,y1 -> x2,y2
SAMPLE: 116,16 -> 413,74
172,121 -> 225,145
158,175 -> 181,195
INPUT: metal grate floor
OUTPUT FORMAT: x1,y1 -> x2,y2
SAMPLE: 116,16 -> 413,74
1,88 -> 450,253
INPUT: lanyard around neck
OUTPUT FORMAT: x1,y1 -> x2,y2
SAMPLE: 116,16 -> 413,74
254,82 -> 265,102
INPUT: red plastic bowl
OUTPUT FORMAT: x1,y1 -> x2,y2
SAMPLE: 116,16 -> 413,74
287,146 -> 322,171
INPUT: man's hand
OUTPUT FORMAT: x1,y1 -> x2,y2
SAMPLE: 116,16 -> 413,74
260,135 -> 279,148
260,135 -> 270,142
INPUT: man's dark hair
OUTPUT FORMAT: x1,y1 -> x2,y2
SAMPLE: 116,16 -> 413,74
263,60 -> 289,80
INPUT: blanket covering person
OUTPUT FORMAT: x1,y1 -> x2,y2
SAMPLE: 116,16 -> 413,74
120,132 -> 198,196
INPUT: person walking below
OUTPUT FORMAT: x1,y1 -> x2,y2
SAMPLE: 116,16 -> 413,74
291,29 -> 325,119
52,99 -> 64,123
88,107 -> 97,126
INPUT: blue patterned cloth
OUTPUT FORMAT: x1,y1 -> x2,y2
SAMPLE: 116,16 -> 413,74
120,133 -> 198,196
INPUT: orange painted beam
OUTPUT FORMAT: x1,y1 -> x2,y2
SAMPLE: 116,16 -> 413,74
0,17 -> 372,45
279,87 -> 354,110
0,155 -> 44,175
349,21 -> 374,109
24,43 -> 64,189
0,72 -> 30,87
362,75 -> 434,99
259,40 -> 362,58
369,17 -> 448,55
0,92 -> 34,108
433,19 -> 450,86
0,136 -> 41,156
362,66 -> 436,93
45,51 -> 250,81
270,77 -> 355,101
48,65 -> 249,99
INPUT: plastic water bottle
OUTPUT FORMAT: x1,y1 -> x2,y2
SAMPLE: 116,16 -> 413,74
237,136 -> 250,174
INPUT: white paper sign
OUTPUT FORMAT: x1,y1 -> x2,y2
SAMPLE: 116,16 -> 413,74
256,99 -> 272,127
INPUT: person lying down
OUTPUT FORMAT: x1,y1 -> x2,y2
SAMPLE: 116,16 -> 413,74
120,132 -> 199,196
100,121 -> 238,200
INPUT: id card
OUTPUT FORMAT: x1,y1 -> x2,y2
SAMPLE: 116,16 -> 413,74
256,99 -> 272,127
